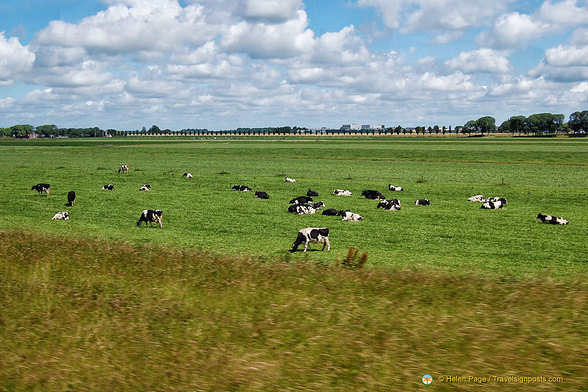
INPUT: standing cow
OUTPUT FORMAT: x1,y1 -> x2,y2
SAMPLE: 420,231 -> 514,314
118,165 -> 129,174
290,227 -> 330,252
67,191 -> 76,206
31,183 -> 50,196
137,209 -> 163,228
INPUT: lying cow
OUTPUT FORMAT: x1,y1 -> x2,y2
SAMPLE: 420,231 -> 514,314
322,209 -> 346,216
481,200 -> 504,209
102,184 -> 114,190
467,194 -> 486,202
67,191 -> 76,206
415,199 -> 430,206
183,173 -> 193,178
32,183 -> 50,196
361,189 -> 385,200
137,209 -> 163,228
487,197 -> 508,205
285,176 -> 296,183
255,191 -> 270,199
290,227 -> 330,252
288,204 -> 317,215
333,189 -> 352,196
377,199 -> 401,210
289,196 -> 313,205
139,184 -> 151,191
388,185 -> 404,191
308,201 -> 325,210
52,211 -> 69,221
341,211 -> 363,221
537,213 -> 569,225
118,165 -> 129,174
307,188 -> 319,197
232,185 -> 251,192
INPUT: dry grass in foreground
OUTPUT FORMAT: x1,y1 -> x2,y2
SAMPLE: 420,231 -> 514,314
0,231 -> 586,391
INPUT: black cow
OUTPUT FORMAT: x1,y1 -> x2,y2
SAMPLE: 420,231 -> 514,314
377,199 -> 401,210
290,227 -> 330,252
361,189 -> 385,200
415,199 -> 430,206
232,185 -> 251,192
289,196 -> 313,205
137,209 -> 163,228
537,213 -> 569,225
32,183 -> 50,196
322,209 -> 346,216
67,191 -> 76,206
307,188 -> 319,197
255,191 -> 270,199
102,184 -> 114,190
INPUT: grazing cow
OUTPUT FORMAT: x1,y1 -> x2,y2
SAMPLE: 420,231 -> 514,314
288,204 -> 317,215
308,201 -> 325,210
322,208 -> 346,216
388,185 -> 404,191
290,227 -> 330,252
139,184 -> 151,191
183,173 -> 193,178
307,188 -> 319,197
137,209 -> 163,228
52,211 -> 69,221
361,189 -> 385,200
537,213 -> 569,225
31,183 -> 50,196
102,184 -> 114,190
487,197 -> 508,205
118,165 -> 129,174
467,194 -> 486,202
232,185 -> 251,192
67,191 -> 76,206
289,196 -> 313,205
414,199 -> 430,206
342,211 -> 363,221
481,200 -> 504,209
285,176 -> 296,183
377,199 -> 401,210
255,191 -> 270,199
333,189 -> 352,196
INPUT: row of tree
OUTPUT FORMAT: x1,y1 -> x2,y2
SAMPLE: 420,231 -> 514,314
2,111 -> 586,139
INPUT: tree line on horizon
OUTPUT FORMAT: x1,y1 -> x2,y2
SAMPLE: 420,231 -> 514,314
1,111 -> 586,138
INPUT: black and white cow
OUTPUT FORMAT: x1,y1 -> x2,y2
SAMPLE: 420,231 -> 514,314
333,189 -> 352,196
537,213 -> 569,225
102,184 -> 114,190
361,189 -> 385,200
118,165 -> 129,174
139,184 -> 151,191
67,191 -> 76,206
414,199 -> 430,206
52,211 -> 69,221
32,183 -> 50,196
388,185 -> 404,191
322,208 -> 346,216
487,197 -> 508,205
481,200 -> 504,209
285,176 -> 296,183
308,201 -> 325,210
290,227 -> 330,252
467,194 -> 486,202
255,191 -> 270,199
377,199 -> 401,210
307,188 -> 319,197
183,172 -> 193,178
289,196 -> 313,205
232,185 -> 251,192
341,211 -> 363,221
288,204 -> 317,215
137,209 -> 163,228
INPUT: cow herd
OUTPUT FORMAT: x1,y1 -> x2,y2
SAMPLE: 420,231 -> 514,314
31,165 -> 570,254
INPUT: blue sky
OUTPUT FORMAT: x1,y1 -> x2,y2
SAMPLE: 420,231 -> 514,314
0,0 -> 586,130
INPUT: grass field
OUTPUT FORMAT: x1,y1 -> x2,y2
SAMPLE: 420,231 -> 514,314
0,137 -> 586,277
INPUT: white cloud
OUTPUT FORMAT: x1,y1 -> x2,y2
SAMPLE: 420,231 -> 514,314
0,33 -> 35,86
242,0 -> 303,21
445,49 -> 513,74
476,12 -> 549,49
545,45 -> 588,67
539,0 -> 588,27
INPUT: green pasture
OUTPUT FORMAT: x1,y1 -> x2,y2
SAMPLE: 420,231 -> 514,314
0,137 -> 586,277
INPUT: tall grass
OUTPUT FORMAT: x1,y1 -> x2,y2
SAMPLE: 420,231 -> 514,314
0,231 -> 585,391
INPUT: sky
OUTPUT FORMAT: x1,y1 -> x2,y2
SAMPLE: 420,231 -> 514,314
0,0 -> 587,130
